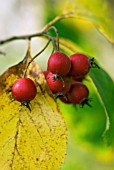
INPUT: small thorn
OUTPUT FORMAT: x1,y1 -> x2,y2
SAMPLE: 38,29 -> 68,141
80,98 -> 92,108
90,57 -> 100,69
21,101 -> 31,111
54,92 -> 65,99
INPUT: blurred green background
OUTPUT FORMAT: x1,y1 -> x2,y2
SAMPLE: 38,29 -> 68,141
0,0 -> 114,170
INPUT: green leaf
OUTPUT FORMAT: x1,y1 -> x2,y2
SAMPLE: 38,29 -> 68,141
67,0 -> 114,43
89,67 -> 114,146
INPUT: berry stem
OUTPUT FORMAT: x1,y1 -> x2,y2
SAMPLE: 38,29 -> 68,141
46,26 -> 59,51
23,39 -> 51,78
32,39 -> 51,61
42,11 -> 75,32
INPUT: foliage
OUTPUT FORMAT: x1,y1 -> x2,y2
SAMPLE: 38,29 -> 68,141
44,0 -> 114,147
0,46 -> 67,170
0,0 -> 114,169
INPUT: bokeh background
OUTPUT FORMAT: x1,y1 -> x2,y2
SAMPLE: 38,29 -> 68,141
0,0 -> 114,170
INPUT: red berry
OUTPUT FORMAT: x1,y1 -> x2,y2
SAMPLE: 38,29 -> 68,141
46,72 -> 64,93
69,53 -> 91,77
67,82 -> 89,105
12,78 -> 37,102
46,72 -> 71,94
48,51 -> 71,75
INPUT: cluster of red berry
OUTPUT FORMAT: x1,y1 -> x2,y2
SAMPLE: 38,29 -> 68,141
11,51 -> 97,110
44,51 -> 96,107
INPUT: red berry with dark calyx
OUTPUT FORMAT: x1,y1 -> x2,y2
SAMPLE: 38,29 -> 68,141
48,51 -> 71,76
46,72 -> 71,94
59,96 -> 71,104
69,53 -> 91,77
67,82 -> 91,107
12,78 -> 37,102
46,72 -> 64,93
54,92 -> 71,104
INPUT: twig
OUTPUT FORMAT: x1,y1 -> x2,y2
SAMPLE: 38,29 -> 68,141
0,11 -> 75,46
41,11 -> 75,32
23,39 -> 51,77
47,26 -> 59,51
0,32 -> 45,45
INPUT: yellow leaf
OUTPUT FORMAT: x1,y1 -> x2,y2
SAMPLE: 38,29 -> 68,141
0,50 -> 67,170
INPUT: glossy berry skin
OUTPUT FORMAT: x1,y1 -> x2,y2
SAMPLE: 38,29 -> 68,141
48,51 -> 71,76
67,82 -> 89,104
12,78 -> 37,102
69,53 -> 91,77
46,72 -> 64,93
46,72 -> 71,94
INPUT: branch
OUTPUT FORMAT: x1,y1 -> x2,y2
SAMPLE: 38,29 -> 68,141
0,11 -> 75,46
0,32 -> 45,45
42,11 -> 75,32
23,39 -> 51,78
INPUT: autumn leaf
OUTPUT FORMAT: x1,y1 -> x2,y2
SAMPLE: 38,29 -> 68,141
64,0 -> 114,43
0,47 -> 67,170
